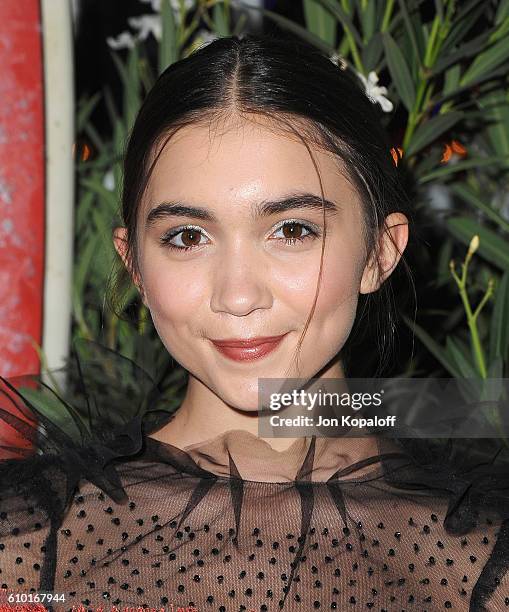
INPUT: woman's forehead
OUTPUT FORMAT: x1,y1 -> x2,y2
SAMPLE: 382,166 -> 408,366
143,118 -> 359,217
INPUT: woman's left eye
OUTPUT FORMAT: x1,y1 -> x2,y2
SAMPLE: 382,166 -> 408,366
271,221 -> 319,245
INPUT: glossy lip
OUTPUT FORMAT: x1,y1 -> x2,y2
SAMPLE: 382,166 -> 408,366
210,333 -> 288,348
210,333 -> 288,362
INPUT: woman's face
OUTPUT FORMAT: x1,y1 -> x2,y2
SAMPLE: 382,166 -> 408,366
114,115 -> 405,411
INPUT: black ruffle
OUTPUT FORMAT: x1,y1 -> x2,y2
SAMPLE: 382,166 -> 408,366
1,339 -> 171,508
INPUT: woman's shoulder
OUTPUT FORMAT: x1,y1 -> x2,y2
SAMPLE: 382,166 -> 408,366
374,436 -> 509,609
392,499 -> 509,610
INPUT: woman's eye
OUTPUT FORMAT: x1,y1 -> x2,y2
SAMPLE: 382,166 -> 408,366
160,227 -> 208,251
271,221 -> 319,245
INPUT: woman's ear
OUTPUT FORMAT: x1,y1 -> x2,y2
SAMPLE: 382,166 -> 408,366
360,212 -> 409,295
112,227 -> 148,306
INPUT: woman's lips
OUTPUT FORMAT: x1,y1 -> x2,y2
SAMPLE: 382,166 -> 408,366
210,334 -> 288,362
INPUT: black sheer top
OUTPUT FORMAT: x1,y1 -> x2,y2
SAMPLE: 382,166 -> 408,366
1,340 -> 509,612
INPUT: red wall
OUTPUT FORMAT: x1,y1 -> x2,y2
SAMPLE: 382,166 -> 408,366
0,0 -> 45,378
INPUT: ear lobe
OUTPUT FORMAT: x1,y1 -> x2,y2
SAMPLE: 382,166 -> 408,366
112,227 -> 147,305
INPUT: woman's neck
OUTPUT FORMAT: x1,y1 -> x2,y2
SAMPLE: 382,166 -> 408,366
148,357 -> 346,452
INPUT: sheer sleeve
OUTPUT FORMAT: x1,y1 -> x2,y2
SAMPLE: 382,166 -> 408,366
473,519 -> 509,610
0,339 -> 171,610
375,436 -> 509,610
0,454 -> 65,599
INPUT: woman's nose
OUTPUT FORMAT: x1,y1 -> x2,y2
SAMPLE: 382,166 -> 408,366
209,249 -> 273,317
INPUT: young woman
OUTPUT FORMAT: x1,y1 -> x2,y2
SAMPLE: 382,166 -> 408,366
1,33 -> 508,612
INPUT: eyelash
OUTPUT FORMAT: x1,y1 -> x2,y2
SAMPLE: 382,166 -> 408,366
159,220 -> 321,252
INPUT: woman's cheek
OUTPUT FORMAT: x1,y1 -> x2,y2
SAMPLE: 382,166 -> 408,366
307,246 -> 363,342
271,255 -> 321,299
143,260 -> 206,326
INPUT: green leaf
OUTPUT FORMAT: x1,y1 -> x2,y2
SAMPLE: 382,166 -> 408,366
77,93 -> 101,133
139,56 -> 157,93
442,0 -> 486,53
487,356 -> 504,378
111,51 -> 129,90
125,44 -> 141,130
111,47 -> 141,133
382,32 -> 415,112
72,282 -> 90,339
232,14 -> 248,37
442,64 -> 461,96
103,86 -> 120,125
160,0 -> 178,72
212,3 -> 231,37
477,89 -> 509,162
318,0 -> 363,46
362,32 -> 383,71
431,29 -> 495,76
450,184 -> 509,233
401,314 -> 460,377
396,0 -> 422,67
445,336 -> 478,378
360,0 -> 377,42
430,64 -> 507,107
489,271 -> 509,362
409,6 -> 426,59
90,209 -> 115,284
80,177 -> 118,214
261,8 -> 334,55
460,35 -> 509,87
496,0 -> 509,24
303,0 -> 337,46
436,236 -> 454,286
83,121 -> 105,152
446,216 -> 509,271
75,190 -> 95,234
405,111 -> 463,156
384,0 -> 429,36
419,156 -> 509,183
74,233 -> 100,300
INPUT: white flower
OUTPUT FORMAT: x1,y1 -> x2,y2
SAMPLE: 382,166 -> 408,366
106,31 -> 137,50
171,0 -> 195,11
128,14 -> 162,42
106,14 -> 161,50
106,1 -> 196,50
355,70 -> 394,113
102,169 -> 115,192
140,0 -> 195,23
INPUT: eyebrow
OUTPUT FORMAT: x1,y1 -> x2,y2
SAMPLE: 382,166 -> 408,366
145,192 -> 340,227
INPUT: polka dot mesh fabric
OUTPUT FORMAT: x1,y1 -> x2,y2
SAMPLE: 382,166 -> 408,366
1,340 -> 509,612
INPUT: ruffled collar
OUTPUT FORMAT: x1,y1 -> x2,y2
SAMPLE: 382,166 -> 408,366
145,428 -> 383,483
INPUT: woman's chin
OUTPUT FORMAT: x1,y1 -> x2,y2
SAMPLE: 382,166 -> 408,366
216,387 -> 263,413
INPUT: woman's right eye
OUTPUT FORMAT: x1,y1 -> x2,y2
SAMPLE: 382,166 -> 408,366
159,226 -> 209,251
